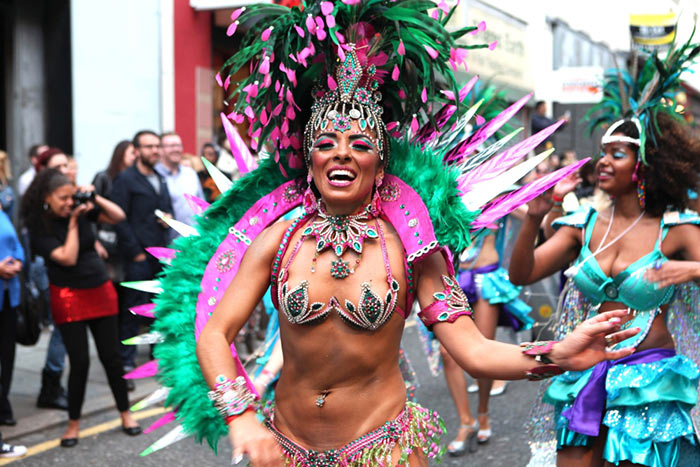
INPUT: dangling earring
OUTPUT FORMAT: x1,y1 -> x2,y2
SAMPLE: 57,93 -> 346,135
636,175 -> 646,209
634,163 -> 646,209
303,171 -> 317,213
43,202 -> 49,211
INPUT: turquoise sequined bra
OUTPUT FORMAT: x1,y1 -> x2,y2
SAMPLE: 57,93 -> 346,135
569,209 -> 674,311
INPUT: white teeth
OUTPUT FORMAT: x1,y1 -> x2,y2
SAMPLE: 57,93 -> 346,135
328,169 -> 356,180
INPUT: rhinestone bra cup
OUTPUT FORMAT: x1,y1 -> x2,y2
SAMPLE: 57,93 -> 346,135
275,214 -> 401,331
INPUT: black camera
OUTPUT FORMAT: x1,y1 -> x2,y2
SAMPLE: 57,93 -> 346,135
72,190 -> 95,206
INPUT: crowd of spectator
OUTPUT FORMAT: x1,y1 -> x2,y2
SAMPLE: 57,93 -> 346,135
0,131 -> 226,458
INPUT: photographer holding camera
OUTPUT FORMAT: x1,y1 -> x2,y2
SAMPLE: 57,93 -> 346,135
20,168 -> 141,447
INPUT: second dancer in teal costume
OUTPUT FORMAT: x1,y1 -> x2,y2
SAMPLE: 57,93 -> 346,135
510,35 -> 700,467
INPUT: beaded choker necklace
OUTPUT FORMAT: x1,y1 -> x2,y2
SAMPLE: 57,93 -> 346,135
302,200 -> 379,279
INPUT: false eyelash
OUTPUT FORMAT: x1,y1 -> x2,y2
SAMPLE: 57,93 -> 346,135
314,138 -> 336,148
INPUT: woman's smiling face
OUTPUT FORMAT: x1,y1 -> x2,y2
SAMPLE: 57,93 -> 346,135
596,135 -> 639,197
309,120 -> 383,214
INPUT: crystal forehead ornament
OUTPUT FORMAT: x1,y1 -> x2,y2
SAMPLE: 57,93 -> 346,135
304,44 -> 387,162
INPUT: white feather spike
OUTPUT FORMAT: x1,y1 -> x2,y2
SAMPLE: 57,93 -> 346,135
154,209 -> 199,238
139,425 -> 190,456
201,157 -> 233,193
120,280 -> 163,294
461,149 -> 554,211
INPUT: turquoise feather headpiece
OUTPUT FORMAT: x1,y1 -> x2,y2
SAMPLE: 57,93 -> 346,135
586,28 -> 700,165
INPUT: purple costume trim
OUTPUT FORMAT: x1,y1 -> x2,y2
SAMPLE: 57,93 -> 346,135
562,348 -> 676,436
457,263 -> 499,303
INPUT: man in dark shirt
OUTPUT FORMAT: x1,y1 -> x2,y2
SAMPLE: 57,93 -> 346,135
109,130 -> 172,380
530,101 -> 570,153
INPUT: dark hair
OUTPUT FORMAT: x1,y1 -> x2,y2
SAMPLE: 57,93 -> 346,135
21,168 -> 72,233
107,140 -> 133,180
535,101 -> 546,110
615,114 -> 700,216
201,142 -> 218,160
132,130 -> 159,148
28,144 -> 44,160
35,147 -> 65,171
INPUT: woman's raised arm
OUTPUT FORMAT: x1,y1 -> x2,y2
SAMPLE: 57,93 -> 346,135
508,197 -> 581,285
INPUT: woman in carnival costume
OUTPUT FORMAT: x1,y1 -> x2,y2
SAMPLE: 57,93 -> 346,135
131,1 -> 642,465
510,38 -> 700,467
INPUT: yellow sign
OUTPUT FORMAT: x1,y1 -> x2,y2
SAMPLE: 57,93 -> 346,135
630,13 -> 676,50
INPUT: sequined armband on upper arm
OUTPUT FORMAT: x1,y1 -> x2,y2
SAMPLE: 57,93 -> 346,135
418,274 -> 473,327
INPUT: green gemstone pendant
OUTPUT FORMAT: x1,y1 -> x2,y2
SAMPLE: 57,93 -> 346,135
330,259 -> 351,279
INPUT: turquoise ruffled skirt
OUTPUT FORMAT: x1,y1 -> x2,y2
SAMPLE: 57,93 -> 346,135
544,354 -> 700,467
478,267 -> 534,330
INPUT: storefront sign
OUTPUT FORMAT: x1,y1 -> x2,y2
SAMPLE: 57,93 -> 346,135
550,66 -> 603,104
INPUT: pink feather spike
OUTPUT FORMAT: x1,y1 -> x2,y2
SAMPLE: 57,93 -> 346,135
447,93 -> 532,163
424,45 -> 439,59
183,193 -> 210,215
458,120 -> 566,192
129,303 -> 156,318
220,112 -> 258,174
145,247 -> 177,264
124,360 -> 159,380
321,1 -> 334,15
397,40 -> 405,56
144,411 -> 177,434
472,159 -> 589,229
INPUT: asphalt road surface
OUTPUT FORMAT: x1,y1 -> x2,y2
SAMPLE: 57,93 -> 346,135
2,324 -> 539,466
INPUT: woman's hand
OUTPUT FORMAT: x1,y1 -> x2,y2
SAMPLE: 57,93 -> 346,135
526,190 -> 554,218
549,310 -> 640,372
71,202 -> 91,219
229,411 -> 283,466
0,257 -> 20,279
77,184 -> 96,194
552,171 -> 581,199
645,260 -> 700,288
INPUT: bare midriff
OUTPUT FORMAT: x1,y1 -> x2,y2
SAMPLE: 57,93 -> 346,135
598,301 -> 674,351
272,218 -> 413,451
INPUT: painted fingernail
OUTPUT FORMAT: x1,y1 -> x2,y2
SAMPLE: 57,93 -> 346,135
654,260 -> 662,270
232,454 -> 243,465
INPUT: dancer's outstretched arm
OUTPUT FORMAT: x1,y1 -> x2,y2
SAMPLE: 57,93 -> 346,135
415,251 -> 639,381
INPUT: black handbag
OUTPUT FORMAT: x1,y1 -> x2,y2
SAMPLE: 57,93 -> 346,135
15,279 -> 42,346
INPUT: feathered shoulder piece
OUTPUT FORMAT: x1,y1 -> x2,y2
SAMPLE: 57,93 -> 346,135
586,28 -> 700,164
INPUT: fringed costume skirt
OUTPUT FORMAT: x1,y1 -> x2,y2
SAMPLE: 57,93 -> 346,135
544,348 -> 699,467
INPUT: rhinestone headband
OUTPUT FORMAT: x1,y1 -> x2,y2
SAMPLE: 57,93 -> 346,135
303,44 -> 388,164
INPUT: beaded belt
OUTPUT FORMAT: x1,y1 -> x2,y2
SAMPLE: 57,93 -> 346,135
265,408 -> 408,467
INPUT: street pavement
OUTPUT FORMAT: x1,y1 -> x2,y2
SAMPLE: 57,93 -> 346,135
2,324 -> 539,466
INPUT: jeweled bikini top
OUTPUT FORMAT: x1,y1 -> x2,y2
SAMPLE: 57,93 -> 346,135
271,212 -> 402,330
